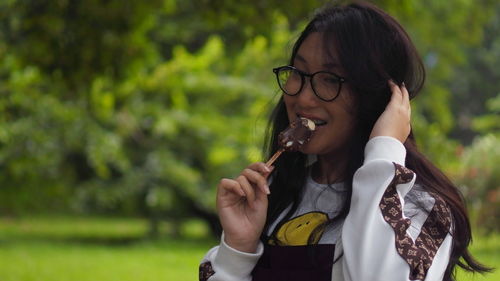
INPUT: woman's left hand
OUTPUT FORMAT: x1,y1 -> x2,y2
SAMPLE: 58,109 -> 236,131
369,80 -> 411,143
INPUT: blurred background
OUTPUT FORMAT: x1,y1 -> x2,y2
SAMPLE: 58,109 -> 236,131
0,0 -> 498,280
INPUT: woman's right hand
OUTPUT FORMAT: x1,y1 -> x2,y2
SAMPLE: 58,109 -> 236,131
216,162 -> 273,253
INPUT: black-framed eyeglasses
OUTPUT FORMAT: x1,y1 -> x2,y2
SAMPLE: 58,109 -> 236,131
272,65 -> 347,102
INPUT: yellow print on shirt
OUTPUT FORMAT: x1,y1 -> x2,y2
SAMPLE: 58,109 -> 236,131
269,211 -> 329,246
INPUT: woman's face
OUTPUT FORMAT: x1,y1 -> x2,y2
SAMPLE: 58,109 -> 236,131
283,32 -> 357,158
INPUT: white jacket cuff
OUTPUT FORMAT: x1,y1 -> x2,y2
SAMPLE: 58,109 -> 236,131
212,232 -> 263,280
364,136 -> 406,166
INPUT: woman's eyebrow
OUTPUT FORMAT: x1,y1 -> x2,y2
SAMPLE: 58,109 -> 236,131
323,62 -> 340,68
295,54 -> 307,64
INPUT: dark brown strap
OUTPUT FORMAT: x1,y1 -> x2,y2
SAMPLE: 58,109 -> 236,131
199,261 -> 215,281
252,244 -> 335,281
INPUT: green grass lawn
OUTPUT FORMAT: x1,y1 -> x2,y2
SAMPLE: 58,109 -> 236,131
0,216 -> 217,281
0,216 -> 498,281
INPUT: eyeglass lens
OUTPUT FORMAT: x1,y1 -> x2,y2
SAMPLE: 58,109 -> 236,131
277,67 -> 341,101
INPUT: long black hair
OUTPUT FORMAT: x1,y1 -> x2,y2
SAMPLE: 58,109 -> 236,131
262,1 -> 491,280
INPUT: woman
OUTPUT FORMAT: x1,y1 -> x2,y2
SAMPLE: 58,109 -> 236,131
199,1 -> 490,280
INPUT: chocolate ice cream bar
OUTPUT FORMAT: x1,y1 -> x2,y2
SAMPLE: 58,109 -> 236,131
266,117 -> 315,166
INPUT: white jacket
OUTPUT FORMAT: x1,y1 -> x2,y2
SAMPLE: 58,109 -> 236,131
199,137 -> 452,281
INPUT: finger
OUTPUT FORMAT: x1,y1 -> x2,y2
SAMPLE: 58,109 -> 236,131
247,162 -> 275,181
401,82 -> 410,107
241,168 -> 270,195
400,83 -> 411,121
236,175 -> 256,208
388,80 -> 403,104
219,178 -> 245,197
247,162 -> 273,176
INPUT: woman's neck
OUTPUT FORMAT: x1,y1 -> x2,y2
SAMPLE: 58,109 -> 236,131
312,153 -> 349,184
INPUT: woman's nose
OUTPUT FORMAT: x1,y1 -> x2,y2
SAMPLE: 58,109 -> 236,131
296,77 -> 319,106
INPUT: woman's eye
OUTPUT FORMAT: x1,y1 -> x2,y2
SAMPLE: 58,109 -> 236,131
290,71 -> 301,79
324,77 -> 339,84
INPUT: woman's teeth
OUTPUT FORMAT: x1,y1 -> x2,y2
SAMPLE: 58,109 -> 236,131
297,114 -> 327,126
312,119 -> 327,126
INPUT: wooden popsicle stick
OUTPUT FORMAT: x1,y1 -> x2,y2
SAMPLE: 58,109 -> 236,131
265,148 -> 284,166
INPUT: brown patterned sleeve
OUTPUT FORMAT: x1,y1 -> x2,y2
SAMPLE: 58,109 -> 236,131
379,163 -> 452,280
199,261 -> 215,281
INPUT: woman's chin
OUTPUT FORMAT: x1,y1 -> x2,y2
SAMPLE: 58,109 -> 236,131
298,145 -> 318,155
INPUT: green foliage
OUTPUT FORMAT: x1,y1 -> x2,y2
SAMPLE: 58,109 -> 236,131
0,0 -> 162,86
149,0 -> 329,57
453,92 -> 500,233
449,3 -> 500,143
472,94 -> 500,134
0,1 -> 296,222
382,0 -> 498,168
453,133 -> 500,232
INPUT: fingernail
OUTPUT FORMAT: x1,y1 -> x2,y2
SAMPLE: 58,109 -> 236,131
264,165 -> 271,172
265,185 -> 271,195
402,82 -> 406,87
